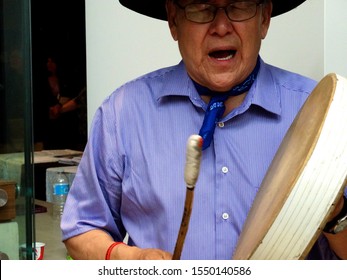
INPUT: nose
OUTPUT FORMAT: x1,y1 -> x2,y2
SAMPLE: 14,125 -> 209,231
209,8 -> 234,36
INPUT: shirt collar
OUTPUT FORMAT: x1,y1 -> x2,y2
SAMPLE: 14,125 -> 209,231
156,58 -> 282,116
155,61 -> 195,99
249,58 -> 282,116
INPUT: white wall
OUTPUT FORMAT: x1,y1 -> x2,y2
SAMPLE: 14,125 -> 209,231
260,0 -> 324,80
324,0 -> 347,76
262,0 -> 347,80
86,0 -> 347,131
85,0 -> 180,128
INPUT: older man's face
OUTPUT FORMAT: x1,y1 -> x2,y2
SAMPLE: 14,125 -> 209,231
167,0 -> 272,91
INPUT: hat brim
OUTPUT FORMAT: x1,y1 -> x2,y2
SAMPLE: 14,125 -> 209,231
119,0 -> 306,21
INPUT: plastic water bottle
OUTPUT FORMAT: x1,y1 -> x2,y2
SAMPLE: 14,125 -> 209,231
52,170 -> 69,220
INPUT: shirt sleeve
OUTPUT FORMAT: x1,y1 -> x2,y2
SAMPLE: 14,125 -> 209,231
61,95 -> 126,242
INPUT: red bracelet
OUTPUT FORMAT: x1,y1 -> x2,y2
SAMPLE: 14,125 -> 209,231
105,242 -> 124,260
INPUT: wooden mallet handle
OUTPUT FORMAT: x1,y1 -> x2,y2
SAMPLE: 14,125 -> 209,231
172,135 -> 203,260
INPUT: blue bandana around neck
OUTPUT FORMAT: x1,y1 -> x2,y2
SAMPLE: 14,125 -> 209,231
195,56 -> 260,150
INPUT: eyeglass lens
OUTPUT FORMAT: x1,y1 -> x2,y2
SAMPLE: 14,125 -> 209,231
182,1 -> 261,23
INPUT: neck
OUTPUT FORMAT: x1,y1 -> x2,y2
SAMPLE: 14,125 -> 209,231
202,92 -> 248,116
194,56 -> 260,114
194,56 -> 260,94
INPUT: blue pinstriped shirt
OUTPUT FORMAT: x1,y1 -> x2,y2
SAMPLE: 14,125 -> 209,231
61,58 -> 340,259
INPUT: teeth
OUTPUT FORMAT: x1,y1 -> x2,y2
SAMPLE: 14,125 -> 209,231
216,54 -> 234,61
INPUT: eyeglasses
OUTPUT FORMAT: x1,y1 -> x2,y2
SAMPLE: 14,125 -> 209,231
175,1 -> 264,24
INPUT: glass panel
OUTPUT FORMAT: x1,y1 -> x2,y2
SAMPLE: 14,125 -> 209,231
30,0 -> 86,260
0,0 -> 34,259
1,0 -> 86,260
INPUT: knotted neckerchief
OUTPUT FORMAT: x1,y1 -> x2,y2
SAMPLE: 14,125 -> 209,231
195,57 -> 260,150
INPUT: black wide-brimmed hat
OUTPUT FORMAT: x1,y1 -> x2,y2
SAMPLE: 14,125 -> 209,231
119,0 -> 306,21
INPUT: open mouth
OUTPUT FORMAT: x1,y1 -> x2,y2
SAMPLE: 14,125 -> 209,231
209,50 -> 236,61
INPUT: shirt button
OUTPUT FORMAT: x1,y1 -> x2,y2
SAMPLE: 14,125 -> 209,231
218,122 -> 224,128
222,213 -> 229,220
222,166 -> 229,173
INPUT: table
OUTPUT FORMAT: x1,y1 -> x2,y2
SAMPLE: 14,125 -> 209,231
0,150 -> 82,200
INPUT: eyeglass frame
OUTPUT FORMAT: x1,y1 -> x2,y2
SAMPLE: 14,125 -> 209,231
174,1 -> 265,24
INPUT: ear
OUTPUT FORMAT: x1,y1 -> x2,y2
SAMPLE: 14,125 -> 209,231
260,1 -> 272,39
166,0 -> 178,41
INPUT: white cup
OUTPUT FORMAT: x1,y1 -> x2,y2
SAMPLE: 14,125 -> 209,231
20,242 -> 46,260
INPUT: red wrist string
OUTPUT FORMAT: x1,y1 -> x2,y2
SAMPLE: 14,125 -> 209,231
105,242 -> 124,260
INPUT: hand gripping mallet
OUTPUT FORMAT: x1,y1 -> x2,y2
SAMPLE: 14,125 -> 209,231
172,134 -> 203,260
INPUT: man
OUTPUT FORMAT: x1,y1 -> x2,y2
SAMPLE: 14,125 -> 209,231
61,0 -> 347,259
